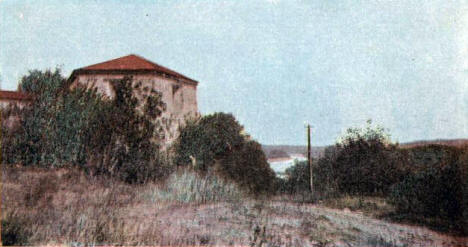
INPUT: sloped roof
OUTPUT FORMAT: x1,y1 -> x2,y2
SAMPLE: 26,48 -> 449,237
69,54 -> 198,84
0,90 -> 32,101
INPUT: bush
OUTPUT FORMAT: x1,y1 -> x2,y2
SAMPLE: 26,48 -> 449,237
4,70 -> 170,184
314,121 -> 407,196
221,140 -> 276,195
389,145 -> 468,234
5,69 -> 108,166
313,146 -> 340,196
7,69 -> 68,166
174,112 -> 276,195
89,76 -> 168,183
281,158 -> 338,199
174,113 -> 244,170
283,160 -> 310,194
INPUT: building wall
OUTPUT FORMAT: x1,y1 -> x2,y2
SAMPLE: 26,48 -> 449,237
0,99 -> 30,129
70,73 -> 198,144
0,99 -> 29,109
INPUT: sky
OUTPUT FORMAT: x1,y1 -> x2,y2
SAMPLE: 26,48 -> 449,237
1,0 -> 467,146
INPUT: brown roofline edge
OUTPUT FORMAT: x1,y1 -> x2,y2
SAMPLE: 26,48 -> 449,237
68,69 -> 199,86
0,90 -> 33,101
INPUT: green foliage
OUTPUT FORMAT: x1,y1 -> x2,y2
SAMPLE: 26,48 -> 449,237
81,76 -> 169,183
175,113 -> 244,170
4,70 -> 169,183
282,139 -> 468,234
313,146 -> 341,196
174,112 -> 276,195
338,119 -> 391,145
221,140 -> 276,194
282,160 -> 310,194
9,69 -> 67,165
18,68 -> 65,96
389,145 -> 468,234
316,121 -> 407,196
281,157 -> 338,198
53,88 -> 112,165
11,82 -> 110,166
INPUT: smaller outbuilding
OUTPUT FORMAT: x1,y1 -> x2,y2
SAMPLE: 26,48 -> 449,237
0,90 -> 32,109
0,90 -> 32,129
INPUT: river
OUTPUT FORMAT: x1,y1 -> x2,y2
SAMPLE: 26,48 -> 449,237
267,154 -> 307,177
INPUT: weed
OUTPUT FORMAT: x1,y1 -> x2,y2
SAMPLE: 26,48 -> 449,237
143,168 -> 244,204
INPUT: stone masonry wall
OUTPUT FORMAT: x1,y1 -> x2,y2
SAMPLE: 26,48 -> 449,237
70,73 -> 198,144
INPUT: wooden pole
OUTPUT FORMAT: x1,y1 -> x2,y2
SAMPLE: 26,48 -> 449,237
307,124 -> 313,194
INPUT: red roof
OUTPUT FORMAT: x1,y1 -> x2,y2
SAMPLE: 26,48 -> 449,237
70,54 -> 197,84
0,90 -> 32,101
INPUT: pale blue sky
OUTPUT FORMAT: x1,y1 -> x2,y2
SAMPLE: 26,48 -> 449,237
1,0 -> 467,145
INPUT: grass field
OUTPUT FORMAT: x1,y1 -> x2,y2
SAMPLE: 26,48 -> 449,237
2,166 -> 466,246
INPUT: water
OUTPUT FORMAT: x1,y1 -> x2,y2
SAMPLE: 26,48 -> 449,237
268,154 -> 307,177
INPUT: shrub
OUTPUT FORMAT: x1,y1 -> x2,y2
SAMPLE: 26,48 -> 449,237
174,113 -> 244,170
314,121 -> 407,196
221,140 -> 276,195
4,70 -> 169,183
313,146 -> 340,196
282,158 -> 338,198
8,68 -> 68,166
174,113 -> 276,195
50,88 -> 112,165
145,168 -> 243,203
18,68 -> 65,96
87,76 -> 168,183
283,160 -> 310,194
5,69 -> 109,166
389,145 -> 467,234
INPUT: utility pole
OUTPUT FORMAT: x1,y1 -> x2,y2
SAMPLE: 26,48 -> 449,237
307,124 -> 314,194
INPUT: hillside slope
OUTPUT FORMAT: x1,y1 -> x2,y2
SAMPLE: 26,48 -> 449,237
2,167 -> 466,246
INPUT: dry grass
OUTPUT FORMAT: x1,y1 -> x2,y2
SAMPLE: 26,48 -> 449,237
141,168 -> 244,204
2,166 -> 466,246
317,195 -> 395,217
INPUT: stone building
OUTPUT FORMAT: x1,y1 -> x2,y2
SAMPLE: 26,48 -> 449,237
0,90 -> 32,109
68,54 -> 199,144
0,90 -> 32,129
